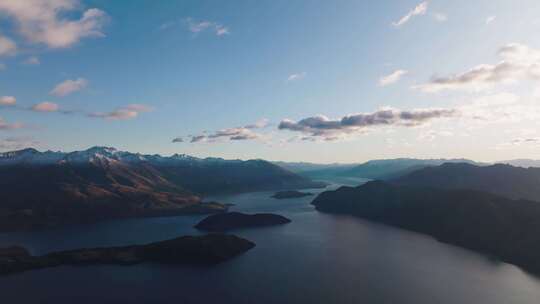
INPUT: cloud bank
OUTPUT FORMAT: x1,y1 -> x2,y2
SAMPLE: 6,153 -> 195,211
279,107 -> 458,141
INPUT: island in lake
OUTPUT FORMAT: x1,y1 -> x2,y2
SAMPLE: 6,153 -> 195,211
271,190 -> 313,199
0,234 -> 255,275
195,212 -> 291,231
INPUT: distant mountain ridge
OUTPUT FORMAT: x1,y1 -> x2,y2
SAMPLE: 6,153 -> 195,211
394,162 -> 540,202
342,158 -> 486,180
0,146 -> 323,231
496,159 -> 540,168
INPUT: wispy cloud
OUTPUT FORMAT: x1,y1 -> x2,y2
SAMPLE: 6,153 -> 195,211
0,34 -> 16,56
0,117 -> 24,130
433,13 -> 448,22
279,107 -> 458,141
180,119 -> 269,143
50,78 -> 88,97
185,18 -> 230,36
88,104 -> 153,120
32,101 -> 59,112
414,43 -> 540,93
23,56 -> 40,65
158,21 -> 176,31
379,69 -> 408,86
0,96 -> 16,106
392,1 -> 428,27
486,15 -> 496,25
0,0 -> 108,49
287,72 -> 306,82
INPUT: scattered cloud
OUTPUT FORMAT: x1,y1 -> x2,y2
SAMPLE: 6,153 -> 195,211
50,78 -> 88,97
23,56 -> 40,65
279,107 -> 458,141
32,101 -> 59,112
486,15 -> 496,25
392,1 -> 428,27
172,137 -> 184,143
379,69 -> 408,86
0,96 -> 16,106
433,13 -> 448,22
510,137 -> 540,145
0,117 -> 24,130
88,104 -> 153,120
414,43 -> 540,93
0,0 -> 108,49
287,72 -> 306,82
0,34 -> 16,56
185,18 -> 230,36
159,21 -> 176,31
184,119 -> 269,143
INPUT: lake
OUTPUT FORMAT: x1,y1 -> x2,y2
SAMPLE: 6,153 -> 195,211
1,179 -> 540,304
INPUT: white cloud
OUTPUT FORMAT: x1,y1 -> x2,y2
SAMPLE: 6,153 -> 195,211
0,34 -> 16,56
23,56 -> 40,65
392,1 -> 428,27
50,78 -> 88,97
379,69 -> 408,86
287,72 -> 306,82
32,101 -> 59,112
414,43 -> 540,93
486,16 -> 496,25
0,96 -> 16,106
185,18 -> 230,36
0,0 -> 108,49
88,104 -> 153,120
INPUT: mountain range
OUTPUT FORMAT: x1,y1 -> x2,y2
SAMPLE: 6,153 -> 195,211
394,162 -> 540,202
312,181 -> 540,275
0,147 -> 323,231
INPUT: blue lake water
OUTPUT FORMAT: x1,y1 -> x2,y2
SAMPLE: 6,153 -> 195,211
1,179 -> 540,304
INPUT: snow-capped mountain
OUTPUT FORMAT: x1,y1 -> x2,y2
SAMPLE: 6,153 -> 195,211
0,146 -> 204,166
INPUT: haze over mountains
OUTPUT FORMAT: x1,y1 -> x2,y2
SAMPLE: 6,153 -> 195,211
0,146 -> 322,231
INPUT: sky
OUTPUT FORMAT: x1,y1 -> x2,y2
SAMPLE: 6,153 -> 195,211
1,0 -> 540,163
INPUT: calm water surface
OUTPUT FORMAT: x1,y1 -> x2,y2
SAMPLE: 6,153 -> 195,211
1,179 -> 540,304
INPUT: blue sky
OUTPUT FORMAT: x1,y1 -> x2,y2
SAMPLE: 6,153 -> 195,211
1,0 -> 540,163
